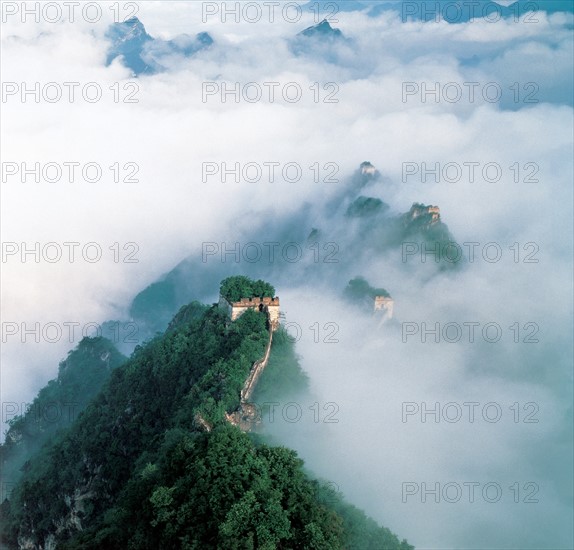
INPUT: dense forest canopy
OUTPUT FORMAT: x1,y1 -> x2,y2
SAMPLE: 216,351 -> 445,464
1,278 -> 412,550
346,196 -> 389,218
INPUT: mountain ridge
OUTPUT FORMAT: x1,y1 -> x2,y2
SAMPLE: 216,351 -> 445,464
1,278 -> 413,550
106,17 -> 213,75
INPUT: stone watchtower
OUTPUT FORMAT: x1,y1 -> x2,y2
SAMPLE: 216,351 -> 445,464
360,161 -> 377,176
407,203 -> 441,226
218,295 -> 280,331
374,295 -> 394,321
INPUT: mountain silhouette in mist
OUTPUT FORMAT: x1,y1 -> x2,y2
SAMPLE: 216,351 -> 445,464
106,17 -> 213,75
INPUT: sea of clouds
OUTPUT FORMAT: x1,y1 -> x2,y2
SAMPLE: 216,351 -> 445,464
1,2 -> 572,548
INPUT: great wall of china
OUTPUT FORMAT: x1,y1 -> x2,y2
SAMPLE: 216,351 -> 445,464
195,294 -> 280,433
224,295 -> 279,431
199,291 -> 392,432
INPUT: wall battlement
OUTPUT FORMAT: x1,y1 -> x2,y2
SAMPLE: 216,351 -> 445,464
231,296 -> 280,307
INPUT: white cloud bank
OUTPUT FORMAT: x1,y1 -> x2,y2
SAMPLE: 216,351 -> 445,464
1,2 -> 572,548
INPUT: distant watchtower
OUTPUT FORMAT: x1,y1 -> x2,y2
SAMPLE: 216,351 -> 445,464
407,203 -> 441,225
360,161 -> 377,176
374,296 -> 394,321
219,295 -> 280,331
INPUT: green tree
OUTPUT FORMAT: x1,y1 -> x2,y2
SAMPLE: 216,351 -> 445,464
220,276 -> 275,302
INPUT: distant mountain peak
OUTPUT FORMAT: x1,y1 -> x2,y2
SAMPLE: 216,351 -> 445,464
299,19 -> 344,39
123,16 -> 146,30
106,18 -> 213,75
108,16 -> 152,44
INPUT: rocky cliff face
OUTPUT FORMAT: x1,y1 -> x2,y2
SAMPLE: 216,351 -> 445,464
105,17 -> 154,74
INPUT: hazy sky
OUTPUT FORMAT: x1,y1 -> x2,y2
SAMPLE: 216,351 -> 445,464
1,2 -> 573,548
